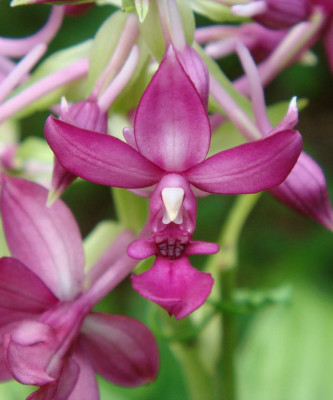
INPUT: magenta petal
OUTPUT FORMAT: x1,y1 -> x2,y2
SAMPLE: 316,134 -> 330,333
67,345 -> 99,400
27,357 -> 80,400
127,239 -> 156,259
134,46 -> 211,171
176,45 -> 209,108
186,241 -> 220,255
0,258 -> 58,313
185,129 -> 302,194
49,157 -> 77,203
1,176 -> 84,300
269,97 -> 298,134
45,116 -> 163,188
4,321 -> 57,385
270,152 -> 333,229
80,312 -> 159,387
131,256 -> 214,319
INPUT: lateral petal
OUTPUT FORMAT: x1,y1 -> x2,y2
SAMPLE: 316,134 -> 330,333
134,46 -> 211,172
1,176 -> 84,300
27,356 -> 80,400
0,257 -> 58,313
185,129 -> 302,194
45,116 -> 163,189
4,321 -> 57,386
131,256 -> 214,320
80,312 -> 159,387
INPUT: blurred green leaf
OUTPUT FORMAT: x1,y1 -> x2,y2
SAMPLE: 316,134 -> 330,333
83,219 -> 125,272
190,0 -> 248,22
112,188 -> 148,233
87,11 -> 127,93
140,0 -> 165,62
238,284 -> 333,400
0,219 -> 10,257
16,136 -> 53,163
0,381 -> 32,398
233,285 -> 292,311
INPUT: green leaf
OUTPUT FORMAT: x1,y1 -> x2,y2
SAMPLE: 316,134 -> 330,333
194,44 -> 253,116
122,0 -> 135,12
0,381 -> 32,398
238,284 -> 333,400
0,119 -> 19,144
83,220 -> 125,273
190,0 -> 249,22
176,0 -> 195,45
16,137 -> 53,163
140,0 -> 165,62
87,11 -> 128,93
135,0 -> 149,22
208,120 -> 245,157
112,188 -> 148,233
0,219 -> 10,257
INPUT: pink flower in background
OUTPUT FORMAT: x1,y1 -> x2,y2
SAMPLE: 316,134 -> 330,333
0,175 -> 159,399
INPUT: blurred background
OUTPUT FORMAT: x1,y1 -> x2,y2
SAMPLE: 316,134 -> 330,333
0,2 -> 332,399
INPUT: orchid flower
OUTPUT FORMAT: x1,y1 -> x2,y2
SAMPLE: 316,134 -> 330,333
0,175 -> 159,399
45,45 -> 302,318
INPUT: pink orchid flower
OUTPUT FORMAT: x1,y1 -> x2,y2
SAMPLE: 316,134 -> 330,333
45,45 -> 302,319
0,175 -> 159,399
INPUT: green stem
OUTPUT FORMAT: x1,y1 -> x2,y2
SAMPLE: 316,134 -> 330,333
171,342 -> 215,400
210,193 -> 261,400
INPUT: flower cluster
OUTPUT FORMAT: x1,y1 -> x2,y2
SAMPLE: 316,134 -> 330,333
0,0 -> 332,398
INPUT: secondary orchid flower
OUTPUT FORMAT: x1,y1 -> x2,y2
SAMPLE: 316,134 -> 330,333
0,175 -> 159,399
235,42 -> 333,229
45,45 -> 302,318
195,23 -> 287,62
230,0 -> 333,74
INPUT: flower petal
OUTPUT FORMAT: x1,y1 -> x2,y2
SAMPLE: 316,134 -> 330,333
131,256 -> 214,319
0,257 -> 58,313
67,345 -> 99,400
0,175 -> 84,300
80,312 -> 159,387
127,238 -> 156,259
4,321 -> 57,386
185,129 -> 302,194
176,45 -> 209,108
45,116 -> 163,188
269,96 -> 298,134
134,46 -> 211,171
270,152 -> 333,230
27,357 -> 80,400
186,241 -> 220,255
